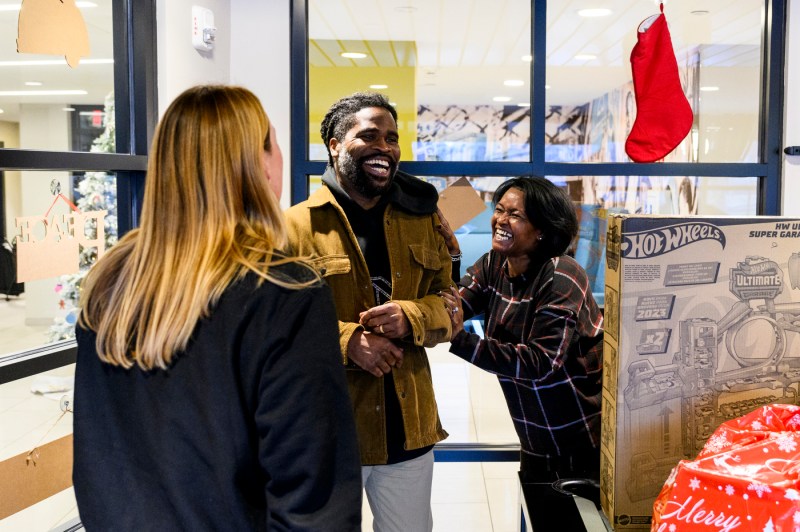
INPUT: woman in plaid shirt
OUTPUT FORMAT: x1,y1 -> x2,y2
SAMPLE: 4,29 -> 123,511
440,176 -> 604,483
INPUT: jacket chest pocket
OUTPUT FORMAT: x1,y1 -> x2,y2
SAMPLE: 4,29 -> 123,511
309,255 -> 356,318
405,244 -> 443,299
311,255 -> 351,277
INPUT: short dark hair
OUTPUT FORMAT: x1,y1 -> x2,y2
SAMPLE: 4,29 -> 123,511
492,177 -> 578,258
320,92 -> 398,165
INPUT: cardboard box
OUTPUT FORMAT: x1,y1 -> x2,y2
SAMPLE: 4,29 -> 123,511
600,215 -> 800,529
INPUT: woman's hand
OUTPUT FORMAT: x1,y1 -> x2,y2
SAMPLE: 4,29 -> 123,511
436,208 -> 461,257
439,286 -> 464,341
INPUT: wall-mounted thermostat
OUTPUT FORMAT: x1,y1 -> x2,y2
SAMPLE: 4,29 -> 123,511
192,6 -> 216,51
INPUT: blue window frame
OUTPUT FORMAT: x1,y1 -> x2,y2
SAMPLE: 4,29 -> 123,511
290,0 -> 786,215
0,0 -> 157,381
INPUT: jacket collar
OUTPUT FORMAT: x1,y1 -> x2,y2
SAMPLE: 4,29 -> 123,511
317,165 -> 438,215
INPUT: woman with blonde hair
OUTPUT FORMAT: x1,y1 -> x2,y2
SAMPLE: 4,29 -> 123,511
72,85 -> 362,531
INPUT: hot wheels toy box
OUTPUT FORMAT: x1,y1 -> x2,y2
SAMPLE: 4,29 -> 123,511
599,215 -> 800,529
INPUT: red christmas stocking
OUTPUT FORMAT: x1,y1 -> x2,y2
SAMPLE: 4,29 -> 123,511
625,4 -> 693,163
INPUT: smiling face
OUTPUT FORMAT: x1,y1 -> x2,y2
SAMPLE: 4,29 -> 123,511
329,106 -> 400,206
491,187 -> 542,261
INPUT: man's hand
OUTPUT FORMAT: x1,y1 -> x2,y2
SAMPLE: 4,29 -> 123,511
347,330 -> 404,377
359,302 -> 411,339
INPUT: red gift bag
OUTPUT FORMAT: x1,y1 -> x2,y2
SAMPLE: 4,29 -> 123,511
651,404 -> 800,531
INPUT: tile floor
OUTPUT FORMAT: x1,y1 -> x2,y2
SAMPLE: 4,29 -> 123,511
0,296 -> 523,532
0,295 -> 53,356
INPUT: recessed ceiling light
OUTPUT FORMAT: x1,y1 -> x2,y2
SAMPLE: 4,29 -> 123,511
0,108 -> 4,114
504,79 -> 524,87
518,103 -> 531,107
341,52 -> 367,59
389,102 -> 397,106
578,8 -> 612,17
574,54 -> 597,61
0,90 -> 88,96
700,86 -> 719,92
691,10 -> 710,15
545,84 -> 551,90
493,96 -> 511,102
25,81 -> 42,86
521,54 -> 533,62
0,1 -> 95,10
369,84 -> 388,89
62,107 -> 76,112
0,58 -> 114,67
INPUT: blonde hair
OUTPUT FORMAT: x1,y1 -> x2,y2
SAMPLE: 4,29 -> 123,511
79,85 -> 313,370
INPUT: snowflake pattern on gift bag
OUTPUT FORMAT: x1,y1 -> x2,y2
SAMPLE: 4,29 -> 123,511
651,404 -> 800,531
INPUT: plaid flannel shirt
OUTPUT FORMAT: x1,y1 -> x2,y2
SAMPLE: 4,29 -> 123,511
450,250 -> 604,457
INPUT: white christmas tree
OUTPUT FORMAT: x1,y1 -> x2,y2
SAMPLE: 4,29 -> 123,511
48,93 -> 118,341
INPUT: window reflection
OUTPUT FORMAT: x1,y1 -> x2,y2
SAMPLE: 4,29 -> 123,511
572,175 -> 757,216
1,89 -> 117,357
416,174 -> 756,302
545,0 -> 762,163
1,169 -> 116,358
0,0 -> 114,153
308,0 -> 532,162
307,0 -> 763,165
416,105 -> 530,161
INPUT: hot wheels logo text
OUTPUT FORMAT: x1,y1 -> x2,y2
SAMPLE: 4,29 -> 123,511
621,223 -> 726,259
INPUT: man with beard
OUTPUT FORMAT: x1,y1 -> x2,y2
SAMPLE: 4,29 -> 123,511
285,92 -> 453,531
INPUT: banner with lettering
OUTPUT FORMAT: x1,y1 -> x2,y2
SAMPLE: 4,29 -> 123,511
651,403 -> 800,531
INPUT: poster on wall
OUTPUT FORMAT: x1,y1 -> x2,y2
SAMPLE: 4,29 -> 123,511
414,105 -> 530,162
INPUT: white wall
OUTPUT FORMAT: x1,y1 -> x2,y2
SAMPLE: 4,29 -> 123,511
783,1 -> 800,215
156,0 -> 292,207
156,0 -> 232,116
230,0 -> 292,208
